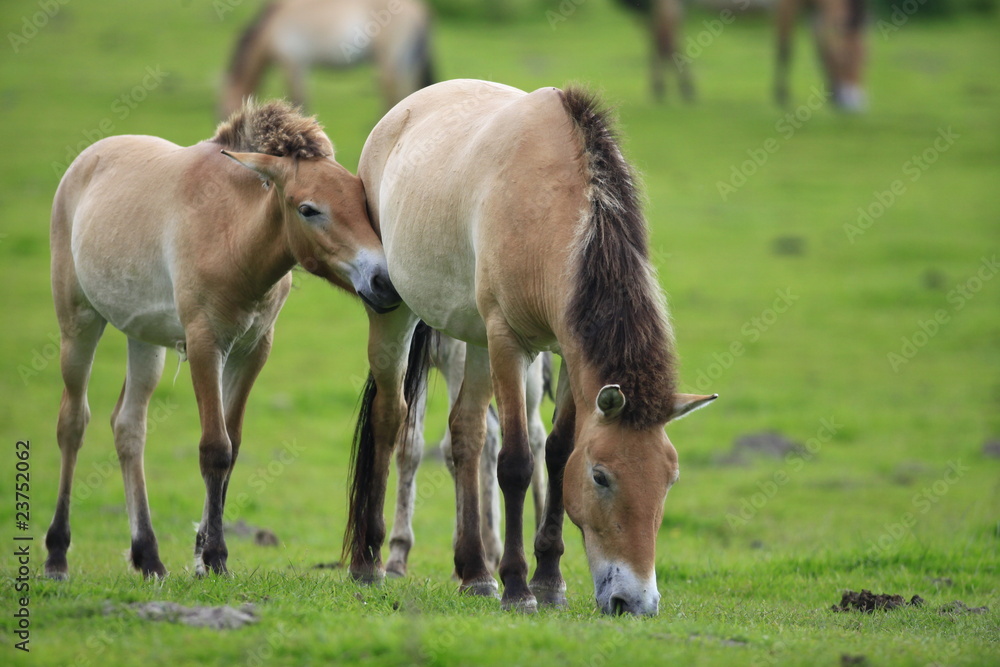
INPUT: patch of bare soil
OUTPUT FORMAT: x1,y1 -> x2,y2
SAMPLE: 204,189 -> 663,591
715,431 -> 804,466
938,600 -> 989,615
831,589 -> 924,612
982,439 -> 1000,459
126,602 -> 258,629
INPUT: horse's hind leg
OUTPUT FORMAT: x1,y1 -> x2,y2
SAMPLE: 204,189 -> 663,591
478,405 -> 502,574
448,345 -> 498,597
774,0 -> 798,106
386,380 -> 427,578
44,307 -> 106,579
112,338 -> 167,578
653,0 -> 694,102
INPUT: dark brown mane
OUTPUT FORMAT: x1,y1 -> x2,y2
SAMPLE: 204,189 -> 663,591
562,87 -> 677,429
226,2 -> 277,84
211,99 -> 333,159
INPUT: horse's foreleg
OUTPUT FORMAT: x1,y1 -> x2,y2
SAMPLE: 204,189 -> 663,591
279,58 -> 309,112
488,330 -> 535,612
44,307 -> 106,579
347,310 -> 418,583
386,381 -> 427,577
448,346 -> 498,597
111,339 -> 167,578
814,0 -> 850,104
186,325 -> 233,576
529,362 -> 575,608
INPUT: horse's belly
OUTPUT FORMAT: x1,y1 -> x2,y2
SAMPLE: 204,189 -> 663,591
73,244 -> 184,348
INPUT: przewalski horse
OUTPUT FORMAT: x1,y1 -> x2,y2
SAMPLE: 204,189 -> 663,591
774,0 -> 868,111
220,0 -> 434,119
344,79 -> 716,615
617,0 -> 694,102
386,334 -> 551,578
45,99 -> 400,580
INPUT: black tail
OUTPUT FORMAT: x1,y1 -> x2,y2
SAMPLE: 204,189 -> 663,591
342,321 -> 434,563
414,18 -> 435,90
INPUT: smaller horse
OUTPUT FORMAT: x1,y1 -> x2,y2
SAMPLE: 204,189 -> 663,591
45,99 -> 399,579
617,0 -> 695,102
775,0 -> 867,111
386,330 -> 551,578
220,0 -> 434,118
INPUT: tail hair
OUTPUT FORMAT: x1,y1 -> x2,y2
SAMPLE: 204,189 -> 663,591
342,321 -> 434,563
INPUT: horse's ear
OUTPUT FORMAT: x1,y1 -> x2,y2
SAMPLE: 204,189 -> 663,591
220,150 -> 286,184
596,384 -> 626,421
667,393 -> 718,422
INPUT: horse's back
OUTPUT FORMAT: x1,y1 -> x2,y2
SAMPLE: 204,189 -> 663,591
360,79 -> 587,348
53,135 -> 195,346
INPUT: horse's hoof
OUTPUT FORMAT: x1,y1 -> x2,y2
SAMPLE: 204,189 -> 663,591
384,563 -> 406,579
501,595 -> 538,614
459,577 -> 499,599
350,567 -> 385,585
530,580 -> 568,608
141,563 -> 168,580
44,566 -> 68,581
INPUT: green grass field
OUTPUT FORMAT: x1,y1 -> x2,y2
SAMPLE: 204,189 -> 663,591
2,1 -> 998,665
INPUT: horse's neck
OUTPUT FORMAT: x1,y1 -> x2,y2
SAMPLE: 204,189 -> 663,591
226,187 -> 296,298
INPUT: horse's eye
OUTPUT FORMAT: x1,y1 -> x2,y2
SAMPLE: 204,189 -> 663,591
298,203 -> 320,218
593,469 -> 610,488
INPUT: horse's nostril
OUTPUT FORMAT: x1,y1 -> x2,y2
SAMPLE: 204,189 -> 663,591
371,273 -> 388,293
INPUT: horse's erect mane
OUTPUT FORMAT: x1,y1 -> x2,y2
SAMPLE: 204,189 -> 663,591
562,87 -> 677,429
211,99 -> 333,159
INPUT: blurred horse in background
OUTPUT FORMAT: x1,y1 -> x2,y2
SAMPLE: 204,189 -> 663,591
220,0 -> 434,118
774,0 -> 868,110
45,100 -> 400,580
617,0 -> 695,102
386,334 -> 551,578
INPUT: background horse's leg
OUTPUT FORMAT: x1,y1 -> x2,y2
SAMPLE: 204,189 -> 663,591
774,0 -> 799,106
44,306 -> 106,579
525,355 -> 548,531
278,57 -> 309,111
529,362 -> 575,607
478,405 -> 502,573
186,324 -> 234,576
814,0 -> 849,104
488,329 -> 535,612
347,309 -> 420,582
448,345 -> 498,597
653,0 -> 694,102
386,373 -> 427,578
110,338 -> 167,578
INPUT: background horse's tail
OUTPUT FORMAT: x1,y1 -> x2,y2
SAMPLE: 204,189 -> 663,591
342,321 -> 434,563
414,17 -> 435,90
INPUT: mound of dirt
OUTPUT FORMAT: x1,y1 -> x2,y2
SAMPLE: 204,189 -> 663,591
224,519 -> 279,547
831,589 -> 924,613
982,439 -> 1000,459
715,431 -> 804,466
938,600 -> 989,615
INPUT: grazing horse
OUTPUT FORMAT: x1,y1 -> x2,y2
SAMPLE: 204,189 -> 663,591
45,99 -> 400,579
220,0 -> 434,118
386,334 -> 550,578
617,0 -> 694,102
345,79 -> 716,615
774,0 -> 868,111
